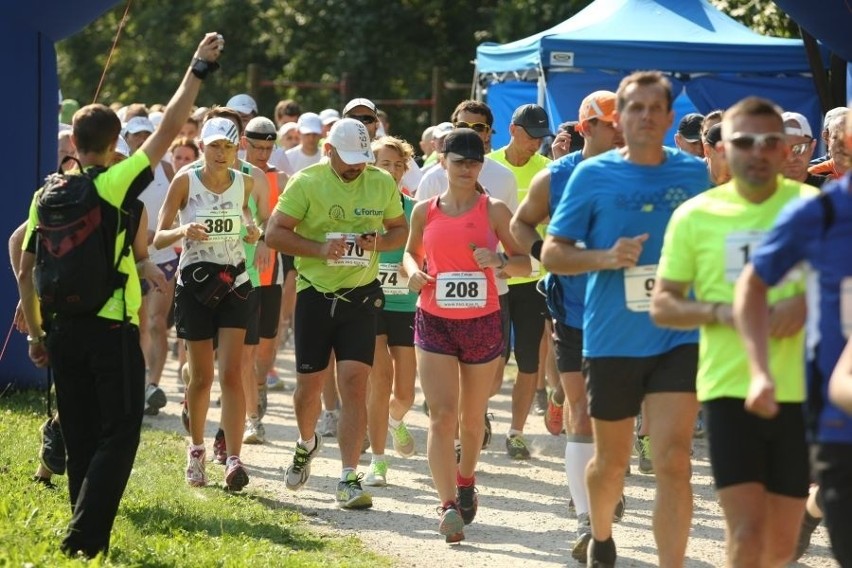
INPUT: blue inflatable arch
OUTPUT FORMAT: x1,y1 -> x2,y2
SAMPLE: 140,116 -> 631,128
2,1 -> 119,388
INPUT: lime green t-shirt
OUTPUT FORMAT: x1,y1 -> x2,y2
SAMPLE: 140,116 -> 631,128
25,151 -> 152,326
276,163 -> 404,293
658,176 -> 819,402
488,147 -> 551,285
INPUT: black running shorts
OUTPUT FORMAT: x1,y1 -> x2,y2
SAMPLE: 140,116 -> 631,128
705,398 -> 809,498
586,343 -> 698,421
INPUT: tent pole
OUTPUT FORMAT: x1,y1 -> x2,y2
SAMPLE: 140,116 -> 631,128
800,26 -> 831,114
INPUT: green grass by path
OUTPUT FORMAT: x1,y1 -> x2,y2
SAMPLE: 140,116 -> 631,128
0,389 -> 389,567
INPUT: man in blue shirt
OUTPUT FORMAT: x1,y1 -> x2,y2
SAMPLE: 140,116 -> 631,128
542,71 -> 709,567
511,90 -> 624,562
735,107 -> 852,566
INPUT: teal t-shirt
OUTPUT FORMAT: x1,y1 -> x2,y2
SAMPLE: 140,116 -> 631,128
379,193 -> 417,312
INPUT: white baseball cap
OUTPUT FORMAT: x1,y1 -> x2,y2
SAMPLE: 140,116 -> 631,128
278,122 -> 299,137
226,93 -> 258,116
342,97 -> 377,116
782,111 -> 813,138
124,116 -> 155,135
433,121 -> 454,139
114,135 -> 131,157
201,117 -> 240,145
148,111 -> 164,130
327,118 -> 374,165
297,112 -> 323,135
319,108 -> 340,125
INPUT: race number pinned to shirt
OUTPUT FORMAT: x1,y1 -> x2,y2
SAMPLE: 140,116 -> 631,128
436,271 -> 487,308
725,230 -> 803,285
724,230 -> 764,282
842,277 -> 852,339
325,232 -> 372,267
379,263 -> 409,295
197,208 -> 241,242
624,265 -> 657,312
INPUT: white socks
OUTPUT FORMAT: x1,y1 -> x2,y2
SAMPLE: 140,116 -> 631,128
565,436 -> 594,516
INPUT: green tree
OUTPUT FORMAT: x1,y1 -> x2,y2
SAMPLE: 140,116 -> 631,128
710,0 -> 798,38
57,0 -> 799,145
56,0 -> 585,145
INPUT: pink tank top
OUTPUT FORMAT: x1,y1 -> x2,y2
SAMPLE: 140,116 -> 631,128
419,193 -> 500,319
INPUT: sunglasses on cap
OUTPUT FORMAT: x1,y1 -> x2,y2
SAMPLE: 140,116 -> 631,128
728,132 -> 785,151
348,114 -> 377,125
788,140 -> 812,156
454,121 -> 491,133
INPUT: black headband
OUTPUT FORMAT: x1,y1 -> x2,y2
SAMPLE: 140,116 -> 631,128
245,131 -> 276,141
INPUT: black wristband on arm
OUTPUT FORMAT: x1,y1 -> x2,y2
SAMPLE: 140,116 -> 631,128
530,240 -> 543,261
190,58 -> 220,80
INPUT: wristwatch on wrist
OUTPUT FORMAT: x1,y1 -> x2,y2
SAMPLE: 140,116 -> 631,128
190,57 -> 220,80
27,334 -> 46,346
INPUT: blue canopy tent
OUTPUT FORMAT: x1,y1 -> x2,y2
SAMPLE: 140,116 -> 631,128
0,1 -> 119,389
475,0 -> 825,149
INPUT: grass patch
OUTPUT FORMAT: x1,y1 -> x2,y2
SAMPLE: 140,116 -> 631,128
0,389 -> 389,567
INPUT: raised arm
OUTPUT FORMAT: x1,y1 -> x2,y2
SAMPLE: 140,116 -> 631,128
139,32 -> 224,167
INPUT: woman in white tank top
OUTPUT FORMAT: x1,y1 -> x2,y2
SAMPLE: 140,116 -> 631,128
153,117 -> 259,491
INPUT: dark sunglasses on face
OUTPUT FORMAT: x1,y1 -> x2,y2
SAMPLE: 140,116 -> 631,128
348,114 -> 377,125
454,121 -> 491,133
728,132 -> 785,151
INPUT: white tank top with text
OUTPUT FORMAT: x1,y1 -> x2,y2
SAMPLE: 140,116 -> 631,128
178,169 -> 247,284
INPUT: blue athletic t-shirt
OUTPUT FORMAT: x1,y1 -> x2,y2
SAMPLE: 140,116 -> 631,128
545,150 -> 586,329
751,173 -> 852,444
548,147 -> 709,357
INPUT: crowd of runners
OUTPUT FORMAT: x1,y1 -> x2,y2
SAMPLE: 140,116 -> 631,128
14,32 -> 852,567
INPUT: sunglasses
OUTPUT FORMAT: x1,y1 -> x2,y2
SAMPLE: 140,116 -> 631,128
454,121 -> 491,133
348,114 -> 377,125
789,141 -> 812,156
246,139 -> 274,152
728,132 -> 785,151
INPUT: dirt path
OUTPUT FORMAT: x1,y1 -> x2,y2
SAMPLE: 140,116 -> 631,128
147,343 -> 837,567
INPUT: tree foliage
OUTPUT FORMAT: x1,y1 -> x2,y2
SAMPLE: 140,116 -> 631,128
709,0 -> 797,38
57,0 -> 796,145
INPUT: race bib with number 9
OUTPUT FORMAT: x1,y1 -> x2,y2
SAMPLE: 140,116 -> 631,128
436,271 -> 487,308
197,208 -> 241,242
326,232 -> 372,266
378,262 -> 410,295
624,264 -> 657,312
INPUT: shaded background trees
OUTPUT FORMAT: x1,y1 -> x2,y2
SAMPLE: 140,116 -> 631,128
57,0 -> 794,147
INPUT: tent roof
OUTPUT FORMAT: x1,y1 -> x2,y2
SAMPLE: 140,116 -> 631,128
477,0 -> 812,75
